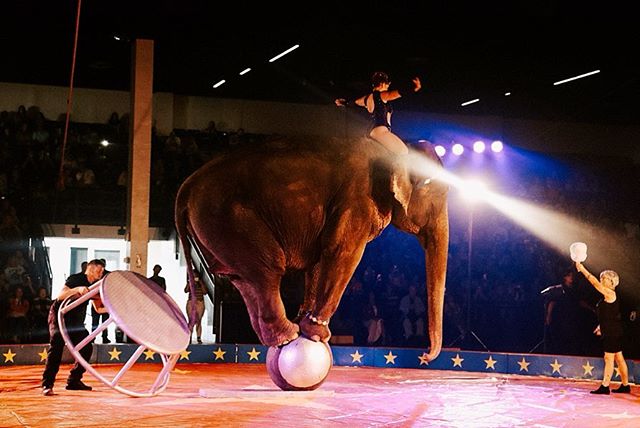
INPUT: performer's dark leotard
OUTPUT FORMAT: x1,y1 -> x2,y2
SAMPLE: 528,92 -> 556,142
370,90 -> 392,130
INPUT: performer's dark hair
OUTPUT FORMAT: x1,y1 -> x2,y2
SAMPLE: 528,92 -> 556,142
371,71 -> 390,87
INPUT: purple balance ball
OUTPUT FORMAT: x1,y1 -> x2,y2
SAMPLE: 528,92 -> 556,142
266,336 -> 333,391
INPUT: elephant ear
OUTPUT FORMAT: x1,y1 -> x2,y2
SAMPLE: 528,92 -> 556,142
369,155 -> 413,213
390,160 -> 412,214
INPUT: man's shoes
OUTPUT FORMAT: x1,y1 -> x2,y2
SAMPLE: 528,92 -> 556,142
197,337 -> 202,344
66,381 -> 92,391
612,384 -> 631,394
103,338 -> 111,344
590,384 -> 610,395
42,386 -> 54,396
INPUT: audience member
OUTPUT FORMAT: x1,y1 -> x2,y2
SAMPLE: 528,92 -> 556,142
399,284 -> 426,345
148,264 -> 166,291
30,286 -> 52,343
361,291 -> 384,345
184,275 -> 208,344
6,285 -> 30,343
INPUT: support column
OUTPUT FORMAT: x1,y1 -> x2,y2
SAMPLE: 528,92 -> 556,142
126,39 -> 154,276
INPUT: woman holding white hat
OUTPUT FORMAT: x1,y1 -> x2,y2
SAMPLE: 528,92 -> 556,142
575,261 -> 630,394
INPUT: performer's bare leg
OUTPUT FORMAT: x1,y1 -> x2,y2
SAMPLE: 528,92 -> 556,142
370,127 -> 409,155
614,351 -> 629,385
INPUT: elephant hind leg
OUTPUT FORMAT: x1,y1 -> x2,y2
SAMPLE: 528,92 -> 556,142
233,277 -> 300,347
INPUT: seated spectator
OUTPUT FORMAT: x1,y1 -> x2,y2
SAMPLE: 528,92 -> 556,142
108,112 -> 120,128
0,198 -> 22,244
399,284 -> 426,346
361,291 -> 384,345
75,163 -> 96,187
30,287 -> 52,343
117,169 -> 127,187
32,115 -> 50,145
4,254 -> 26,288
379,280 -> 402,344
6,285 -> 30,343
164,131 -> 182,154
204,120 -> 218,135
228,128 -> 246,146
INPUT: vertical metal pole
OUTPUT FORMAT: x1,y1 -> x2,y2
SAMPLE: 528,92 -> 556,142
466,208 -> 473,334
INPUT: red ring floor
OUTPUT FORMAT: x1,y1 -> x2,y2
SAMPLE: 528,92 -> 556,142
1,363 -> 638,427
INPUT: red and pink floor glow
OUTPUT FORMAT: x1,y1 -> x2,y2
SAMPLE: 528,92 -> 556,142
1,356 -> 638,427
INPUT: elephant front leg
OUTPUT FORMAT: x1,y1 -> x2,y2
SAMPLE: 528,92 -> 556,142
293,269 -> 320,325
300,238 -> 368,342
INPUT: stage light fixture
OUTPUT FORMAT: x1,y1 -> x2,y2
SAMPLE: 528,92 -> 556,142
491,140 -> 504,153
473,141 -> 486,153
434,145 -> 446,157
452,143 -> 464,156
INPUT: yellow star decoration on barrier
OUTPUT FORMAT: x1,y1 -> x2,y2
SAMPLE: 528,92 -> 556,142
213,347 -> 226,361
614,366 -> 621,379
582,361 -> 594,376
3,349 -> 16,363
179,350 -> 191,360
451,354 -> 464,368
108,347 -> 122,361
550,359 -> 562,374
350,350 -> 363,363
484,356 -> 497,370
517,357 -> 530,372
384,351 -> 397,365
143,349 -> 156,360
38,348 -> 48,362
247,348 -> 261,361
418,352 -> 430,366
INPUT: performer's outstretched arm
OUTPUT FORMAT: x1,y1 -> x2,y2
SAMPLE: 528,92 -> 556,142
575,262 -> 614,300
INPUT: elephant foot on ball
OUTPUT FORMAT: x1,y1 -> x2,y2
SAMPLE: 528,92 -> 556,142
299,315 -> 331,342
260,319 -> 300,347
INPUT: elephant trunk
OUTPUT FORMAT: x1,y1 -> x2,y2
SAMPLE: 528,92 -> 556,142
423,203 -> 449,362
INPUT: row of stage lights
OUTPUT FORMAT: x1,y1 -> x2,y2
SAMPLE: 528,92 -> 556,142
431,140 -> 504,157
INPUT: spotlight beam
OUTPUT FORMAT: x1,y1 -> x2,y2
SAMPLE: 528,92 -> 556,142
466,190 -> 639,285
406,150 -> 639,288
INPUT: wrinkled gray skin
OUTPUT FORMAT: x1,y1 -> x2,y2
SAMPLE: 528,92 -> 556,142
176,136 -> 449,361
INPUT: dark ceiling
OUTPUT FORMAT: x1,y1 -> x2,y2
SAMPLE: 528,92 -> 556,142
3,1 -> 639,125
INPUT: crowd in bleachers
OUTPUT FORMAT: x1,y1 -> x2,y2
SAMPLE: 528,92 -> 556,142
1,103 -> 639,357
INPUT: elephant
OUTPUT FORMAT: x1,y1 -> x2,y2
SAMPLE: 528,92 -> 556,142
175,135 -> 449,362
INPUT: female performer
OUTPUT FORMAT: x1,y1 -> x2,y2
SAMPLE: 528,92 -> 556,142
335,71 -> 421,155
575,262 -> 630,394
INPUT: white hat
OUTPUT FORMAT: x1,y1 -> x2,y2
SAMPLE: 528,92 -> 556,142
569,242 -> 587,262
